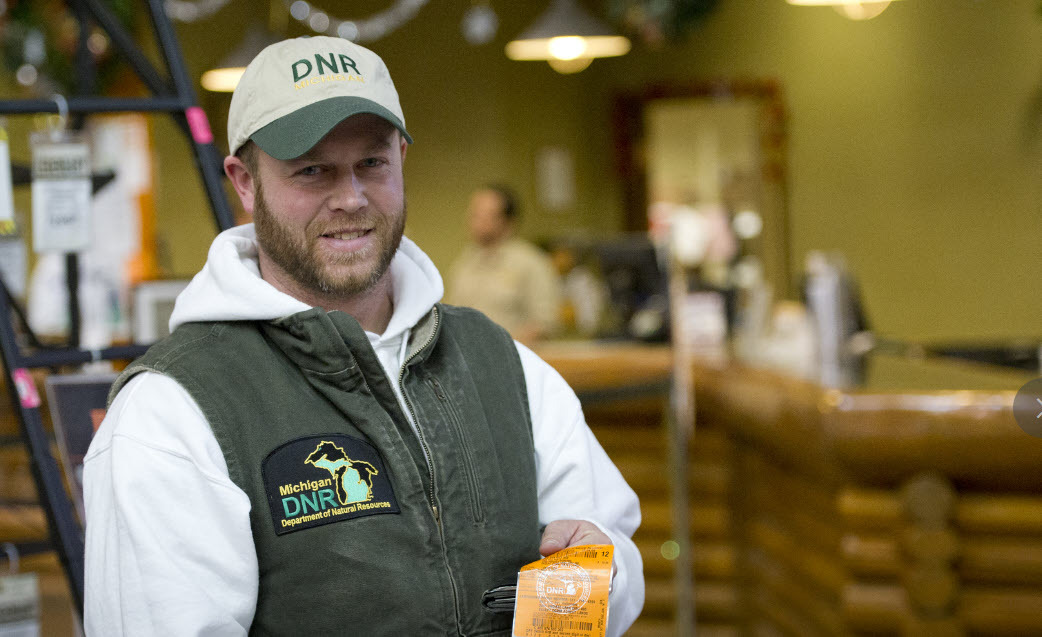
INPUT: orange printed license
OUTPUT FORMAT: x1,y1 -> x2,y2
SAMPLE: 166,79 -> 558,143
512,544 -> 614,637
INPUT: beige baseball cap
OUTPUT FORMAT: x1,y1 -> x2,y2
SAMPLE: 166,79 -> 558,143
227,36 -> 412,160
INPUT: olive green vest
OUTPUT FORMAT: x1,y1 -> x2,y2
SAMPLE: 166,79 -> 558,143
112,304 -> 542,636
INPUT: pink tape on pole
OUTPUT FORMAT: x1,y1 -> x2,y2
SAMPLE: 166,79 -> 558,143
12,368 -> 40,408
186,107 -> 214,144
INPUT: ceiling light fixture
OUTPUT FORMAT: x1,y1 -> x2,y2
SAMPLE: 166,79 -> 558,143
201,26 -> 280,92
786,0 -> 902,21
202,0 -> 286,93
506,0 -> 631,74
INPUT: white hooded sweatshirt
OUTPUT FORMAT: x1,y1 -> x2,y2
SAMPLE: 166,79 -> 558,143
83,224 -> 644,636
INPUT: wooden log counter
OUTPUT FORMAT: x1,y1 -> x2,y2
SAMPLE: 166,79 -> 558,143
534,342 -> 1042,637
3,345 -> 1042,636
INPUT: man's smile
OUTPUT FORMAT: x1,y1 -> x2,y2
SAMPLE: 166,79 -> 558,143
320,229 -> 373,244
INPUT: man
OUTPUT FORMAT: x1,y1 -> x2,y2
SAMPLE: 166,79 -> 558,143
446,186 -> 562,344
83,36 -> 643,635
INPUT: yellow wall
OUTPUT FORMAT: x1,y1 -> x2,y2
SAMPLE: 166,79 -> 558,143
585,0 -> 1042,342
155,0 -> 1041,343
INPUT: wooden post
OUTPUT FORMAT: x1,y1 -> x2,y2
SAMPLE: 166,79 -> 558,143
900,472 -> 963,637
667,257 -> 696,635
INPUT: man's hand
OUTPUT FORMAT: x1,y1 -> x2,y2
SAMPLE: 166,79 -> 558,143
539,519 -> 612,556
540,520 -> 618,587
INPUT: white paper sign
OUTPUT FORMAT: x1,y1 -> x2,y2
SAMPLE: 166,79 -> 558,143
31,133 -> 91,253
0,128 -> 16,236
0,573 -> 39,637
535,146 -> 575,212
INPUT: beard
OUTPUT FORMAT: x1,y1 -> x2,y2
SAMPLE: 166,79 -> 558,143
252,179 -> 406,298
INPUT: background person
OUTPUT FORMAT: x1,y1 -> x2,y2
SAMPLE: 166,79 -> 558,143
446,185 -> 562,344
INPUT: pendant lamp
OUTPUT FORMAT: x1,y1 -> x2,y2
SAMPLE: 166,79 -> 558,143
786,0 -> 902,21
201,25 -> 280,92
506,0 -> 631,74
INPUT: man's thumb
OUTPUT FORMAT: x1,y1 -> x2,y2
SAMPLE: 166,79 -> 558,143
539,520 -> 577,556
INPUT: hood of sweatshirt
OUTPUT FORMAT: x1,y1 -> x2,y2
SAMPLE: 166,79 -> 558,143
168,224 -> 444,344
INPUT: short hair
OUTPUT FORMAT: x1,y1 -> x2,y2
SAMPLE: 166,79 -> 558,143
236,140 -> 259,176
483,184 -> 518,222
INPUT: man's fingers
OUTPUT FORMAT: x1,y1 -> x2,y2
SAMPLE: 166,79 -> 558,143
539,520 -> 579,556
539,519 -> 611,556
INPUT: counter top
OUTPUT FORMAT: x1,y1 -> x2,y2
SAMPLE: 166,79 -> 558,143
534,340 -> 1042,491
534,339 -> 1036,393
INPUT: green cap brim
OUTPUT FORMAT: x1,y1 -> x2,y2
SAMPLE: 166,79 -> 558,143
250,96 -> 413,160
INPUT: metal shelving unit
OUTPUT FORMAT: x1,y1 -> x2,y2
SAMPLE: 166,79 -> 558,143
0,0 -> 232,619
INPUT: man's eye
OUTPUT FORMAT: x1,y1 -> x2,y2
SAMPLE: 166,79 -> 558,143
360,158 -> 385,168
297,165 -> 322,176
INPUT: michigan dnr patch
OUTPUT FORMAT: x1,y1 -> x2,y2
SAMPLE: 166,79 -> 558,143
262,434 -> 400,536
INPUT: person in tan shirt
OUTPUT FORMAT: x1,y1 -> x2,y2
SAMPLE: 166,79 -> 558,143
447,185 -> 562,343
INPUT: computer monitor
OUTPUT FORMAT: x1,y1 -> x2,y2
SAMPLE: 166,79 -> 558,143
592,235 -> 668,340
132,280 -> 189,343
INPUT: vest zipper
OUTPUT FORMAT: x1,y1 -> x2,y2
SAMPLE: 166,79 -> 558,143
396,308 -> 463,629
428,376 -> 485,523
398,310 -> 440,513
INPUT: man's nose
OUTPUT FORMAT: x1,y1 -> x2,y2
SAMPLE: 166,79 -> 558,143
329,172 -> 367,212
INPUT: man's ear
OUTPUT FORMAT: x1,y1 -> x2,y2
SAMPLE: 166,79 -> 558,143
224,155 -> 257,214
399,134 -> 408,164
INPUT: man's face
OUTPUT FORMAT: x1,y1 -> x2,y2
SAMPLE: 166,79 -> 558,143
248,114 -> 408,301
467,189 -> 510,246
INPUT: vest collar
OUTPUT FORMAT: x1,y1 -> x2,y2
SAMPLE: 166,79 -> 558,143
262,305 -> 442,387
266,308 -> 362,375
403,305 -> 441,367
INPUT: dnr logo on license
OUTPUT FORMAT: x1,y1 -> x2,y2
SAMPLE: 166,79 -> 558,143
262,434 -> 399,536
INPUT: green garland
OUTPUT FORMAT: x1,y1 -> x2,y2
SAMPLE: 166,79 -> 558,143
1,0 -> 135,95
608,0 -> 718,44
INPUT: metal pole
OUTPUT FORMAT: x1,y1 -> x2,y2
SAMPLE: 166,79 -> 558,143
77,0 -> 172,96
667,258 -> 696,635
64,0 -> 101,350
0,282 -> 45,350
0,97 -> 189,115
145,0 -> 235,231
64,254 -> 81,349
0,287 -> 85,615
20,344 -> 150,369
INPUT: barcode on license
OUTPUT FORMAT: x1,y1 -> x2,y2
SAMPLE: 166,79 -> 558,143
578,550 -> 599,559
532,618 -> 594,631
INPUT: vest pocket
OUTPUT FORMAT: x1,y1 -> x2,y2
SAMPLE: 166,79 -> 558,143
427,376 -> 486,524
